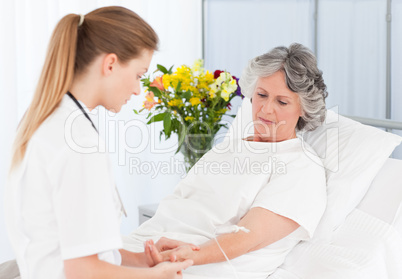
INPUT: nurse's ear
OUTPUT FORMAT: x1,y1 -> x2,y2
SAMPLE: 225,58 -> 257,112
102,53 -> 119,77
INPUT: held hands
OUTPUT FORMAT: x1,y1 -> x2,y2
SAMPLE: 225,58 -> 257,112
144,237 -> 200,267
161,245 -> 197,263
155,237 -> 200,253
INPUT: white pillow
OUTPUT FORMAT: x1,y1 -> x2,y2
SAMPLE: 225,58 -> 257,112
225,98 -> 402,240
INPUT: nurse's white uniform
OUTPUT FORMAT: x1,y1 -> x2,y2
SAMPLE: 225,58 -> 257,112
123,137 -> 327,279
5,94 -> 123,278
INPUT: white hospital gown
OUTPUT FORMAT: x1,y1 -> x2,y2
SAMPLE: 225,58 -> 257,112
124,137 -> 326,279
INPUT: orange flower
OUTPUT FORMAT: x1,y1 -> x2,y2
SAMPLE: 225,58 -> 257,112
150,76 -> 164,91
143,92 -> 157,110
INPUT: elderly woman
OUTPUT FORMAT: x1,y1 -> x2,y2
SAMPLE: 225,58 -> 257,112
122,43 -> 328,278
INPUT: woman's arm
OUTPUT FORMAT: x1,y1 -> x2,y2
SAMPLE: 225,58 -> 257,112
162,207 -> 300,265
64,254 -> 193,279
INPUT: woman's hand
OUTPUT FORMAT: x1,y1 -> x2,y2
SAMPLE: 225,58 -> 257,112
155,237 -> 200,252
162,245 -> 197,263
152,259 -> 193,279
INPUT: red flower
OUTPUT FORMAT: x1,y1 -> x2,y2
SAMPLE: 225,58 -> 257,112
214,70 -> 224,79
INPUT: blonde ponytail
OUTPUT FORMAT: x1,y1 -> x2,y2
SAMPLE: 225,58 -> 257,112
10,14 -> 80,169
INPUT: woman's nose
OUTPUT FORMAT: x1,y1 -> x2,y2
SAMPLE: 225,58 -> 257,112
262,100 -> 274,114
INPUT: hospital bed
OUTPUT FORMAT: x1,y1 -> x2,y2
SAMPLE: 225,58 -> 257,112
141,100 -> 402,279
1,100 -> 402,279
186,161 -> 402,279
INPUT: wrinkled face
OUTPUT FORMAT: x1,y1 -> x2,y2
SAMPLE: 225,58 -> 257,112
252,70 -> 302,142
106,49 -> 153,112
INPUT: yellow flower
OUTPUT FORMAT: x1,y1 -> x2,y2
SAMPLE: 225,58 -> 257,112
176,65 -> 192,79
185,116 -> 195,121
216,72 -> 232,84
189,97 -> 201,106
163,74 -> 171,89
191,59 -> 204,73
204,71 -> 214,83
209,82 -> 219,98
221,88 -> 230,101
227,79 -> 238,93
209,90 -> 217,98
168,99 -> 184,107
219,77 -> 237,101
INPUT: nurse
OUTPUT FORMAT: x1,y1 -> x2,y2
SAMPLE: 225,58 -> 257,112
5,6 -> 192,279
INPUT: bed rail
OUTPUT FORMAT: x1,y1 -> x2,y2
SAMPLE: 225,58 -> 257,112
343,115 -> 402,131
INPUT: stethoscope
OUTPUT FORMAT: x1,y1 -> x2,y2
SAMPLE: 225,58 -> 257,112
67,91 -> 127,218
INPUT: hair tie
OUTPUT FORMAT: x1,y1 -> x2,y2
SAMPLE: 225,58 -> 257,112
78,14 -> 85,27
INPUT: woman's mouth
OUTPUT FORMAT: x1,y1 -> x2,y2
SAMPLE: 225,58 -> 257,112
258,117 -> 275,125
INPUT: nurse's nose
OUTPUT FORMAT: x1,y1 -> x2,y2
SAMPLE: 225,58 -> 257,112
133,82 -> 141,96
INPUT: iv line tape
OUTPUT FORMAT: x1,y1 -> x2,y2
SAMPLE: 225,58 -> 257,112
215,225 -> 250,235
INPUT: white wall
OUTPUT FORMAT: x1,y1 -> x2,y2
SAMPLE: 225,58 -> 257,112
204,0 -> 402,157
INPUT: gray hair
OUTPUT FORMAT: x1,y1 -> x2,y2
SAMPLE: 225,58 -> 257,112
239,43 -> 328,131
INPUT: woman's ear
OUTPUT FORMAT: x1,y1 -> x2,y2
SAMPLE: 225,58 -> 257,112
102,53 -> 118,76
300,107 -> 304,117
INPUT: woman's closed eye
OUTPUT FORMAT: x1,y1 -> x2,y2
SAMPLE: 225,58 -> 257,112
278,100 -> 288,106
257,93 -> 267,98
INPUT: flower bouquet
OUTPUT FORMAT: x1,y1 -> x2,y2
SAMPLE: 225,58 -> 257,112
136,59 -> 243,172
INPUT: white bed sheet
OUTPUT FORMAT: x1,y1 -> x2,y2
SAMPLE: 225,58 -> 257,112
182,158 -> 402,279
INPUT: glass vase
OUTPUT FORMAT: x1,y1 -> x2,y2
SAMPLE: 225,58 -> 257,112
180,133 -> 214,172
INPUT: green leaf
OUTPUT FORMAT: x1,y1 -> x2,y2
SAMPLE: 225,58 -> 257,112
171,118 -> 179,133
182,90 -> 192,100
148,86 -> 162,98
141,76 -> 151,87
147,113 -> 165,124
176,81 -> 182,92
163,113 -> 172,138
133,108 -> 145,115
175,125 -> 187,154
168,65 -> 174,74
157,64 -> 169,74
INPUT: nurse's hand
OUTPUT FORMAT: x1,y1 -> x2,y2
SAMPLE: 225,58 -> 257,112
153,259 -> 193,279
144,240 -> 163,267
